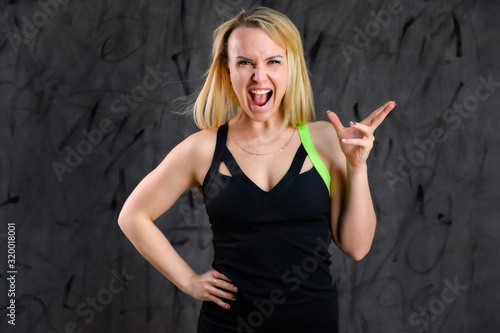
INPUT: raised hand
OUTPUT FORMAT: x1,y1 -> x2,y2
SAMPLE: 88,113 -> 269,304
326,101 -> 396,168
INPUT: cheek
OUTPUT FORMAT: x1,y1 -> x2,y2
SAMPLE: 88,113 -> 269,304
273,72 -> 289,94
233,79 -> 247,94
231,70 -> 248,86
230,74 -> 249,100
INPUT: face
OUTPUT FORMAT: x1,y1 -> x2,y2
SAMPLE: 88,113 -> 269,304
226,27 -> 288,123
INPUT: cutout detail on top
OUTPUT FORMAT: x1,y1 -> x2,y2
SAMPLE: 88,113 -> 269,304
218,156 -> 313,179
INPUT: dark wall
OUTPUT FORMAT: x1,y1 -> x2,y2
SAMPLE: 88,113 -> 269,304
1,0 -> 499,332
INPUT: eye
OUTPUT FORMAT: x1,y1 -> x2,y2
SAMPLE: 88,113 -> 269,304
238,60 -> 251,66
269,60 -> 281,64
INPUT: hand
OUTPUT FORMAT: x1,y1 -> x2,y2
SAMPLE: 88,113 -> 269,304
187,269 -> 238,310
327,101 -> 396,168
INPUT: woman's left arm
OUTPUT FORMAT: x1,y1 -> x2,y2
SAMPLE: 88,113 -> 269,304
326,101 -> 396,261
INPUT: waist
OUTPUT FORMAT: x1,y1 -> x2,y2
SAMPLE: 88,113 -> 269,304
210,219 -> 334,302
199,291 -> 338,333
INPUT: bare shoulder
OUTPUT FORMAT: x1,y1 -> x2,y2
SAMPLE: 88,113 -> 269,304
306,120 -> 337,142
181,126 -> 219,187
305,120 -> 345,169
118,126 -> 219,223
184,126 -> 217,155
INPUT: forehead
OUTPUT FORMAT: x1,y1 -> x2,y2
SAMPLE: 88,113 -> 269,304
227,27 -> 286,58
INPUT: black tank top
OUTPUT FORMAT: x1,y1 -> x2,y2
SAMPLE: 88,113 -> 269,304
198,122 -> 338,333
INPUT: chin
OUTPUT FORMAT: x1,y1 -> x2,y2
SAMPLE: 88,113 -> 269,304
249,109 -> 282,124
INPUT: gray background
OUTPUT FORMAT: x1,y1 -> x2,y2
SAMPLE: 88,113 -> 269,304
1,0 -> 499,332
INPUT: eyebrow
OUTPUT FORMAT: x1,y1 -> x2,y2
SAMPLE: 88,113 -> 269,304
236,55 -> 284,61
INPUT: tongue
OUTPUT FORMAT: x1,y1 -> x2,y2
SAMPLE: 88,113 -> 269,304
253,92 -> 269,106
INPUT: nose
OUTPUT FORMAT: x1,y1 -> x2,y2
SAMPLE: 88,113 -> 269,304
252,66 -> 266,82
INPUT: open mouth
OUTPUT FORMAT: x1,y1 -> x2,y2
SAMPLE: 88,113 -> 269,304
249,89 -> 273,107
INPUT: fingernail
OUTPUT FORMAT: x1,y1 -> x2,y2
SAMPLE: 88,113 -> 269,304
349,121 -> 356,126
225,304 -> 230,310
341,139 -> 346,143
326,110 -> 331,113
233,287 -> 238,292
232,295 -> 237,300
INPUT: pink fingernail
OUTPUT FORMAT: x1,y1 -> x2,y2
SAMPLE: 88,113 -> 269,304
225,305 -> 230,310
341,139 -> 346,143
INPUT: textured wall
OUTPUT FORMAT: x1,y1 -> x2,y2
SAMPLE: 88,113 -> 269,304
1,0 -> 499,332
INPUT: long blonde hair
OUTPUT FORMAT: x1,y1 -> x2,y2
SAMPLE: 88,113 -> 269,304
193,6 -> 315,130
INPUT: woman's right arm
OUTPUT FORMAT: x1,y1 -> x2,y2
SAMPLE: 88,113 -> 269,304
117,130 -> 238,309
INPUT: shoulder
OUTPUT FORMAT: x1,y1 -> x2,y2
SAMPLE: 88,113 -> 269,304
178,126 -> 218,164
178,126 -> 220,187
304,120 -> 344,169
305,120 -> 340,153
305,120 -> 337,142
184,126 -> 218,150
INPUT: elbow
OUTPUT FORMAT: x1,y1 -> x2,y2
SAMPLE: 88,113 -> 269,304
117,213 -> 139,239
117,214 -> 128,234
117,209 -> 126,227
117,208 -> 152,236
349,250 -> 369,261
117,210 -> 133,233
342,246 -> 372,261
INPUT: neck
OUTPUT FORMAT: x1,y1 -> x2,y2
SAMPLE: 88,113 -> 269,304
230,109 -> 289,143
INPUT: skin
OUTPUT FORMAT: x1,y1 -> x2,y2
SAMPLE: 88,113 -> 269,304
118,26 -> 396,311
225,27 -> 288,133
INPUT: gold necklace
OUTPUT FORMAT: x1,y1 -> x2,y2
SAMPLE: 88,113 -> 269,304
229,127 -> 296,156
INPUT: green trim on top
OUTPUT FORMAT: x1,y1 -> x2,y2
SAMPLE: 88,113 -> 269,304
297,123 -> 331,197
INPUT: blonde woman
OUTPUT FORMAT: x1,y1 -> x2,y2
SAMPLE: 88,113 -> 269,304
118,6 -> 395,333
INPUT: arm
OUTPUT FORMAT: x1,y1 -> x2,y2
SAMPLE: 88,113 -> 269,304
322,123 -> 375,261
118,131 -> 200,292
333,162 -> 376,261
327,101 -> 396,260
117,129 -> 238,309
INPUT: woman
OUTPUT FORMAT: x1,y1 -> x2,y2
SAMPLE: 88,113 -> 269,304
118,6 -> 395,333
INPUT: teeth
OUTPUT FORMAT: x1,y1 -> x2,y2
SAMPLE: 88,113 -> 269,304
250,89 -> 271,94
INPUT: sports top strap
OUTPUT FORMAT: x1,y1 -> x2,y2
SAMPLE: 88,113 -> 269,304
202,123 -> 229,199
297,123 -> 331,197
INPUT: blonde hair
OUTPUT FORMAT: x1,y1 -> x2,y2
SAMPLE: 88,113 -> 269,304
192,6 -> 316,130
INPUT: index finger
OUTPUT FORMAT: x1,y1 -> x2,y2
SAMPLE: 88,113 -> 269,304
360,101 -> 396,129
